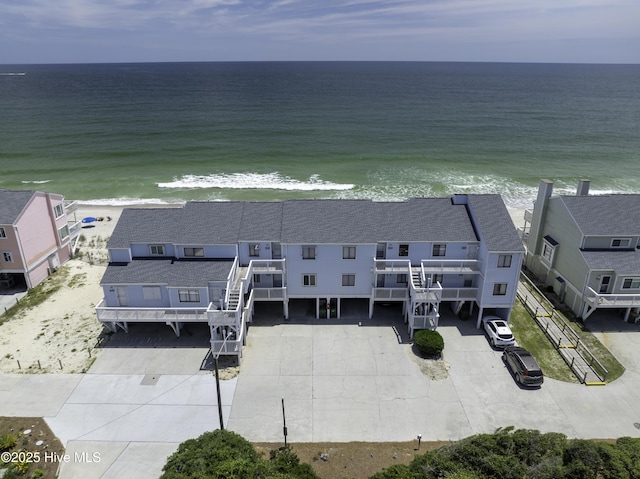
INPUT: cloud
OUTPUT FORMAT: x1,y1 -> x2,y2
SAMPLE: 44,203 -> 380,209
1,0 -> 638,62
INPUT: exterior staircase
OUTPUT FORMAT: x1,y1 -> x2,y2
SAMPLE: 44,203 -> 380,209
227,289 -> 241,310
411,268 -> 423,289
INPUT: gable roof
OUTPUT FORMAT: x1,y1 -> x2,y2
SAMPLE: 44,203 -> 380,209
467,195 -> 525,252
107,196 -> 502,248
560,195 -> 640,236
0,189 -> 36,225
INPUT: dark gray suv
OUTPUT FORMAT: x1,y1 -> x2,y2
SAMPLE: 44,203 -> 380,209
503,346 -> 544,387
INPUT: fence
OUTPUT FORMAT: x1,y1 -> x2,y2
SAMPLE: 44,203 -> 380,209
518,273 -> 608,383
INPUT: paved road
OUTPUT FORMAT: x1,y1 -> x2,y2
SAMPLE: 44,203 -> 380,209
2,307 -> 640,478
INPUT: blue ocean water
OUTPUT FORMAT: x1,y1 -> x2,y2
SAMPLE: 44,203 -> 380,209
1,62 -> 639,208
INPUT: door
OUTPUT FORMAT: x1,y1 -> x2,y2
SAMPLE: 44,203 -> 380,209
599,275 -> 611,294
376,243 -> 386,259
271,243 -> 282,259
115,287 -> 129,307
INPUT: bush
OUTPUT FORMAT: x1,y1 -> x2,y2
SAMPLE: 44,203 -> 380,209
0,433 -> 17,452
414,330 -> 444,357
160,430 -> 320,479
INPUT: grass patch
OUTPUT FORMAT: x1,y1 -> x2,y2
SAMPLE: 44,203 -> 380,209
567,321 -> 625,382
0,267 -> 69,325
510,301 -> 579,383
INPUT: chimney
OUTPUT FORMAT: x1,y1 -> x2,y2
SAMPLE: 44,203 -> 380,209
576,179 -> 590,196
528,179 -> 554,257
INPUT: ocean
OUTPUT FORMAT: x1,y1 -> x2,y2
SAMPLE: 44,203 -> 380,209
1,61 -> 639,209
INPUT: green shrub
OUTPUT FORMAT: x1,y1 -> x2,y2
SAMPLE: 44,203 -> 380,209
414,330 -> 444,357
0,433 -> 17,452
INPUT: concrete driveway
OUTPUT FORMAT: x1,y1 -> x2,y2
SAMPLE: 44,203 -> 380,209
228,306 -> 640,443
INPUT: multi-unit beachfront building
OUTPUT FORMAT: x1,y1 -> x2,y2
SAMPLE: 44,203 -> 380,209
0,189 -> 81,290
523,179 -> 640,321
96,194 -> 524,358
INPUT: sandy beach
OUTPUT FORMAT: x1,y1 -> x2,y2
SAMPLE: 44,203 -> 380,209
0,202 -> 528,375
0,204 -> 136,374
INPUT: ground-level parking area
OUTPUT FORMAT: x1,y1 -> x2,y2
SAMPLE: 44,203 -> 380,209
4,304 -> 640,478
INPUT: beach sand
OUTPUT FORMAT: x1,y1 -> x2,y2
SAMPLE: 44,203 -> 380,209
0,205 -> 125,373
0,203 -> 528,375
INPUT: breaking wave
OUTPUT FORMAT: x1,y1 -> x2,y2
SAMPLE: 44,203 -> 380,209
21,180 -> 51,184
157,173 -> 354,191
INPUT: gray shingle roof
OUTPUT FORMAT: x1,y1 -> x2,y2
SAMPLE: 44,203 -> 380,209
467,195 -> 525,252
0,189 -> 36,224
107,208 -> 184,249
108,196 -> 510,248
561,195 -> 640,236
101,259 -> 234,286
580,250 -> 640,275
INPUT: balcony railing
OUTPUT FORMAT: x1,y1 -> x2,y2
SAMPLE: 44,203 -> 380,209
210,325 -> 245,356
69,220 -> 82,238
95,299 -> 208,322
64,200 -> 78,214
252,287 -> 287,300
584,287 -> 640,308
441,287 -> 478,301
374,259 -> 411,273
420,259 -> 482,275
373,287 -> 409,300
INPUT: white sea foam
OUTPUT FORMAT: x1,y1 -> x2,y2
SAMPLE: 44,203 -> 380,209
21,180 -> 51,184
78,198 -> 186,207
157,172 -> 354,191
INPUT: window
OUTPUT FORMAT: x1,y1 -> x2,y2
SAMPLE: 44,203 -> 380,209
178,290 -> 200,302
397,274 -> 408,284
399,244 -> 409,257
493,283 -> 507,296
612,238 -> 631,248
342,246 -> 356,259
53,204 -> 64,218
2,252 -> 13,262
342,274 -> 355,287
542,235 -> 558,263
142,286 -> 162,300
303,274 -> 316,286
249,244 -> 260,257
497,254 -> 512,268
184,247 -> 204,257
622,278 -> 640,289
150,245 -> 165,256
0,227 -> 6,238
58,225 -> 69,241
432,244 -> 446,257
302,246 -> 316,260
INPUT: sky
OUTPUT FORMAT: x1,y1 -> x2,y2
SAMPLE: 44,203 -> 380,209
1,0 -> 639,64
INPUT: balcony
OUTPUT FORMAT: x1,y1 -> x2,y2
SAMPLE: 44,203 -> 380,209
64,200 -> 78,214
584,288 -> 640,309
374,259 -> 411,274
252,287 -> 287,300
95,299 -> 208,322
420,259 -> 482,275
441,287 -> 478,301
373,287 -> 409,301
69,220 -> 82,238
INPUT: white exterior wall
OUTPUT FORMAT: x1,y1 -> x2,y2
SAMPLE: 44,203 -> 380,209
176,244 -> 236,259
285,244 -> 375,297
130,243 -> 176,258
109,249 -> 132,263
238,241 -> 272,265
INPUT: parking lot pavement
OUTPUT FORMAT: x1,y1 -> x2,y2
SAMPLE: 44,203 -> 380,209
229,310 -> 640,444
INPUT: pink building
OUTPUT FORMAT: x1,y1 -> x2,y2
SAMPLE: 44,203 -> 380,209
0,189 -> 81,290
